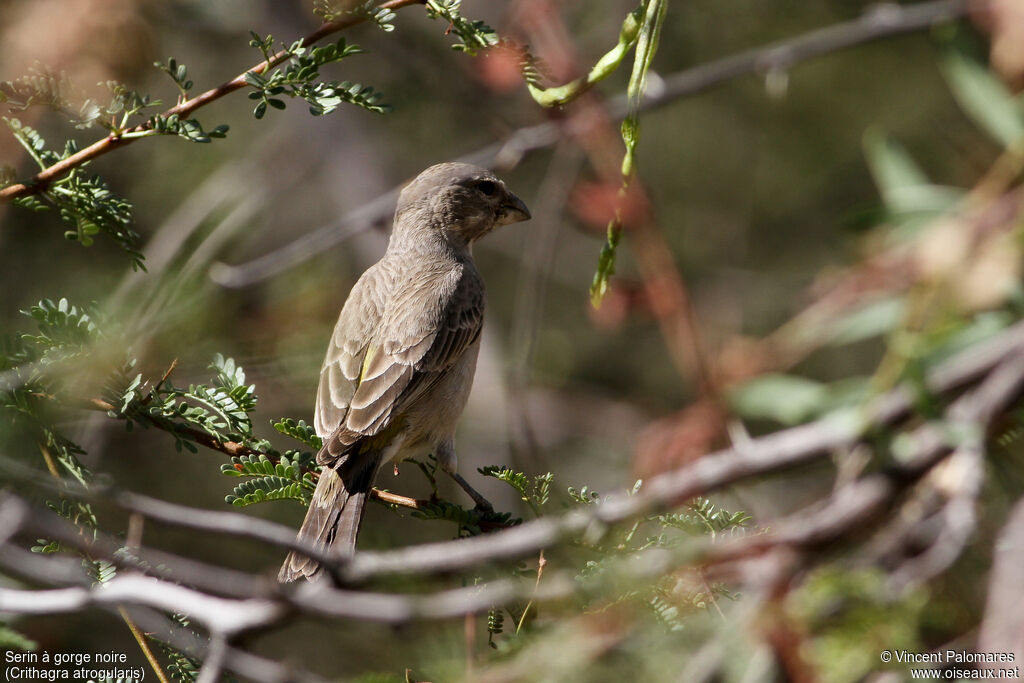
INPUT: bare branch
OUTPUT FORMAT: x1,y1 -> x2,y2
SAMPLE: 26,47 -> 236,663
0,318 -> 1021,683
978,498 -> 1024,668
703,349 -> 1024,576
653,0 -> 969,106
0,576 -> 327,683
344,321 -> 1024,580
0,575 -> 284,637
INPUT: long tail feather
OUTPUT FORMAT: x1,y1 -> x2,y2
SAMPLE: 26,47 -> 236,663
278,452 -> 380,582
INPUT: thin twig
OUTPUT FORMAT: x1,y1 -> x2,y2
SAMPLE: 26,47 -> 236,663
195,633 -> 228,683
653,0 -> 968,105
373,489 -> 429,509
515,550 -> 546,634
38,436 -> 173,683
119,607 -> 173,683
702,349 -> 1024,578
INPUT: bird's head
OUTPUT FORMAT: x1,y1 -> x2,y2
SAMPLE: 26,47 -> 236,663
394,162 -> 531,249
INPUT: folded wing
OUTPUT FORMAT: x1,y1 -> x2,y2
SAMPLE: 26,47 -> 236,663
316,263 -> 484,467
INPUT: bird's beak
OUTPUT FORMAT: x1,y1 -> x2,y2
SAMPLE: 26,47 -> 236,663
497,192 -> 531,226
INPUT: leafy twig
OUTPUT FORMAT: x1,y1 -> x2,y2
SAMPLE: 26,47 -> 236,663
590,0 -> 667,307
0,0 -> 423,205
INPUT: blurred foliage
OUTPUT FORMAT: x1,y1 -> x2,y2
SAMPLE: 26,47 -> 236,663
4,119 -> 142,265
2,0 -> 1024,681
789,568 -> 929,683
0,621 -> 38,652
0,292 -> 754,679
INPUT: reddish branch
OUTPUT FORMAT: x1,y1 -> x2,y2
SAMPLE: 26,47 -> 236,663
72,390 -> 434,511
0,0 -> 425,204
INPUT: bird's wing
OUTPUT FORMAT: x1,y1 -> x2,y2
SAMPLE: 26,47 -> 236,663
318,263 -> 484,466
314,263 -> 388,441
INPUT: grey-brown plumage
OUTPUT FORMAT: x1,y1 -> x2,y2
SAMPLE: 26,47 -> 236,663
279,162 -> 531,582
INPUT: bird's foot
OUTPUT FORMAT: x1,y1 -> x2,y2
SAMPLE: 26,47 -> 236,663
449,471 -> 495,513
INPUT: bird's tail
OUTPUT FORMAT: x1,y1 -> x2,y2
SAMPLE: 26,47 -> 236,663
278,452 -> 380,582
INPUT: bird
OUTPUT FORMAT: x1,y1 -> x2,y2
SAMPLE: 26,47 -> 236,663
278,162 -> 531,582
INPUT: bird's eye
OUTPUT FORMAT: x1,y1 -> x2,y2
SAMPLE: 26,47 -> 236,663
477,180 -> 497,196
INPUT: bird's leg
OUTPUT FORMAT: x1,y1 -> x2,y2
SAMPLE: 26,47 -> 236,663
449,471 -> 494,513
437,441 -> 494,512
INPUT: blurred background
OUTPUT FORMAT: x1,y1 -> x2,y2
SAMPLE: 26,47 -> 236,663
2,0 -> 1022,680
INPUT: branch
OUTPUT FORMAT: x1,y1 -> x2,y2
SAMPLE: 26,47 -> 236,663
653,0 -> 968,106
977,498 -> 1024,669
12,318 -> 1021,588
701,348 -> 1024,574
0,567 -> 328,683
69,391 -> 432,511
342,320 -> 1024,581
11,318 -> 1021,594
0,575 -> 283,637
0,0 -> 425,204
209,0 -> 971,289
0,493 -> 563,629
1,323 -> 1021,664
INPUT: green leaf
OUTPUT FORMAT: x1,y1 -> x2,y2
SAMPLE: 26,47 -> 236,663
862,129 -> 963,215
87,559 -> 118,585
0,623 -> 37,652
590,0 -> 666,307
922,311 -> 1014,368
155,58 -> 194,94
589,227 -> 621,308
408,498 -> 518,534
481,466 -> 528,495
939,42 -> 1024,147
244,32 -> 388,118
730,374 -> 829,425
4,118 -> 143,268
827,297 -> 906,347
226,475 -> 312,507
424,0 -> 500,54
568,485 -> 600,505
152,614 -> 202,683
273,417 -> 323,450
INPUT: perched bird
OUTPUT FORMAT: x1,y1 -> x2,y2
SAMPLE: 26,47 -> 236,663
279,162 -> 531,582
